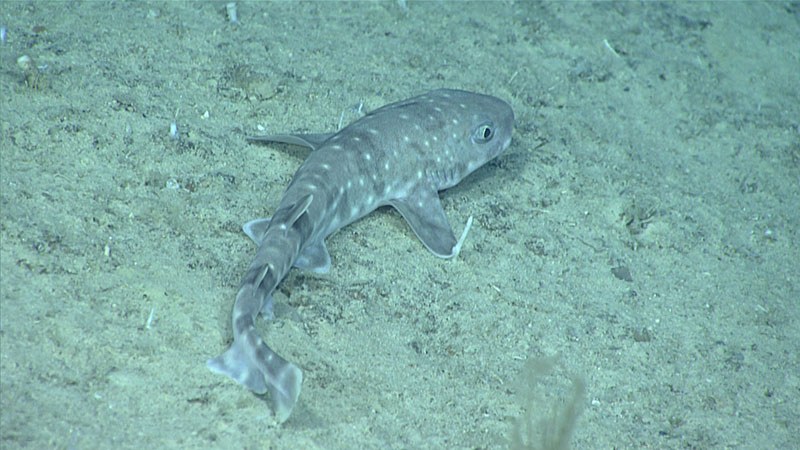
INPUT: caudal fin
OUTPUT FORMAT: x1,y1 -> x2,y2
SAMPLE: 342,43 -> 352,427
207,340 -> 303,423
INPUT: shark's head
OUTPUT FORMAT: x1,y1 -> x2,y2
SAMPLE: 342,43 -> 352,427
456,90 -> 515,173
415,89 -> 515,190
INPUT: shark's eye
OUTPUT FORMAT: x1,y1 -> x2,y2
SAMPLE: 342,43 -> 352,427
473,122 -> 494,143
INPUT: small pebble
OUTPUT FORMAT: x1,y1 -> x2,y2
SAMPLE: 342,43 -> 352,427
226,2 -> 238,23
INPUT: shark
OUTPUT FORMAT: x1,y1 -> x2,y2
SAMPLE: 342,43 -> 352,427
207,88 -> 515,423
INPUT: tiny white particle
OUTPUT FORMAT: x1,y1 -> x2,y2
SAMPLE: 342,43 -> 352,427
331,145 -> 342,150
364,153 -> 371,160
384,162 -> 390,170
351,207 -> 359,217
424,140 -> 430,147
417,201 -> 424,207
368,129 -> 378,135
452,119 -> 459,125
417,170 -> 423,179
436,157 -> 441,163
359,178 -> 365,186
371,174 -> 377,181
320,163 -> 330,170
353,137 -> 361,142
146,308 -> 155,329
393,150 -> 399,157
432,136 -> 438,141
434,107 -> 442,112
403,136 -> 409,142
347,181 -> 352,188
400,114 -> 409,120
452,133 -> 457,139
459,103 -> 466,109
367,195 -> 374,204
307,184 -> 317,191
414,124 -> 421,130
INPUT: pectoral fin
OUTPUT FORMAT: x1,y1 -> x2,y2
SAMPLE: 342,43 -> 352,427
389,187 -> 472,258
246,133 -> 334,151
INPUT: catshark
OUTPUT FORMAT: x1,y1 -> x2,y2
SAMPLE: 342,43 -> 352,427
207,89 -> 514,423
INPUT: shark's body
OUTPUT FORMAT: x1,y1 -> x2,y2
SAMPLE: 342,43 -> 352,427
207,89 -> 514,422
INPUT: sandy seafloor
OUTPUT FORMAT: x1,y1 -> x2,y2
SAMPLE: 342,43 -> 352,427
1,1 -> 798,449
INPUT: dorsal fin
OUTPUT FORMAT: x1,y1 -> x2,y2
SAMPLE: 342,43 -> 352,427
287,194 -> 314,226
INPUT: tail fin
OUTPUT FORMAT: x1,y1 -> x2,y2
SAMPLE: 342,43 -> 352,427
209,198 -> 312,423
207,285 -> 303,425
207,338 -> 302,423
